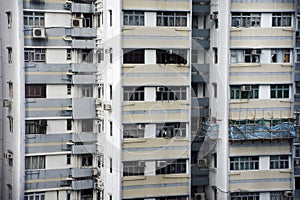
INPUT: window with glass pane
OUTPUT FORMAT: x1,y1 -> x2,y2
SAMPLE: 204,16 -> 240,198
157,49 -> 187,64
24,12 -> 44,27
123,11 -> 144,26
25,156 -> 45,169
123,124 -> 145,138
26,120 -> 47,134
232,13 -> 261,27
156,159 -> 187,175
81,154 -> 93,167
270,84 -> 289,98
123,49 -> 145,64
156,86 -> 187,101
230,156 -> 259,170
296,146 -> 300,158
123,86 -> 145,101
157,12 -> 187,27
123,161 -> 145,176
270,191 -> 285,200
231,49 -> 261,63
24,193 -> 45,200
271,49 -> 290,63
24,48 -> 46,63
230,192 -> 259,200
270,155 -> 289,169
25,84 -> 46,98
272,13 -> 292,27
230,85 -> 259,99
156,122 -> 186,138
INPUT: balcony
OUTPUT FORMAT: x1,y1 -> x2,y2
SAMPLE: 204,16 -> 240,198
72,144 -> 96,154
71,2 -> 95,13
72,179 -> 94,190
72,39 -> 95,49
71,168 -> 94,178
192,73 -> 209,83
72,63 -> 97,73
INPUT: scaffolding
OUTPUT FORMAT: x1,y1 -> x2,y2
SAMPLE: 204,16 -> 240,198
229,111 -> 295,142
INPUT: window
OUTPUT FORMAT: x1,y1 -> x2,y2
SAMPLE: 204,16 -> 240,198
271,49 -> 290,63
123,124 -> 145,138
192,16 -> 199,29
213,153 -> 217,168
97,12 -> 103,28
213,47 -> 218,64
109,10 -> 112,26
25,156 -> 45,169
123,49 -> 145,64
82,14 -> 93,28
8,117 -> 13,133
296,145 -> 300,158
8,81 -> 13,98
123,87 -> 145,101
109,158 -> 112,173
67,154 -> 71,165
82,119 -> 93,132
156,49 -> 187,64
24,193 -> 45,200
123,161 -> 145,176
23,12 -> 44,27
270,84 -> 289,98
7,47 -> 12,63
67,84 -> 72,95
123,11 -> 144,26
191,50 -> 198,63
81,154 -> 92,167
67,49 -> 72,60
109,85 -> 112,100
232,13 -> 261,27
213,82 -> 217,98
156,86 -> 187,101
26,120 -> 47,134
272,13 -> 292,27
297,49 -> 300,62
270,192 -> 285,200
109,48 -> 113,63
230,85 -> 259,99
230,192 -> 259,200
81,189 -> 93,200
24,48 -> 46,63
270,155 -> 289,169
157,12 -> 187,27
230,156 -> 259,170
97,49 -> 104,63
109,194 -> 112,200
156,159 -> 186,174
156,122 -> 186,138
82,85 -> 93,97
25,84 -> 46,98
67,119 -> 72,131
110,121 -> 112,136
6,11 -> 12,28
231,49 -> 261,63
81,49 -> 93,63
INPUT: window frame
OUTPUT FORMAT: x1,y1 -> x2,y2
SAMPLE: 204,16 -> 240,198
24,193 -> 45,200
230,156 -> 259,171
156,159 -> 187,175
270,155 -> 289,169
25,84 -> 46,98
23,11 -> 44,27
157,12 -> 188,27
230,192 -> 260,200
156,49 -> 187,64
231,49 -> 261,63
123,124 -> 145,138
25,120 -> 47,134
123,11 -> 145,26
156,86 -> 187,101
123,161 -> 145,176
123,49 -> 145,64
272,13 -> 292,27
230,85 -> 259,100
231,12 -> 261,27
25,156 -> 45,170
270,84 -> 289,99
123,86 -> 145,101
156,122 -> 186,138
271,49 -> 290,63
24,48 -> 46,63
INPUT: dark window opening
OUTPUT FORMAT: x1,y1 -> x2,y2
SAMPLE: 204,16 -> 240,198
26,120 -> 47,134
123,49 -> 145,64
156,49 -> 187,64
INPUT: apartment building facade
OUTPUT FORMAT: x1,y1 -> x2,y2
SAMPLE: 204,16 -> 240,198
0,0 -> 299,200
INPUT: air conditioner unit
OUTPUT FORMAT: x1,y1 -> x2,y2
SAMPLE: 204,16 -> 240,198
32,28 -> 46,38
157,161 -> 167,168
195,193 -> 206,200
103,103 -> 111,110
3,99 -> 12,107
284,191 -> 293,197
4,152 -> 13,159
72,18 -> 82,27
156,87 -> 165,92
240,85 -> 252,91
197,158 -> 207,167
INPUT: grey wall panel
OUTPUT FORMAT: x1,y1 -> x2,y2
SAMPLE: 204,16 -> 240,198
71,168 -> 94,178
25,110 -> 72,118
25,98 -> 72,108
72,179 -> 94,190
72,28 -> 97,38
25,74 -> 72,84
25,133 -> 72,144
72,133 -> 97,143
73,98 -> 96,119
25,64 -> 72,72
71,3 -> 95,13
24,38 -> 71,47
72,75 -> 96,84
25,144 -> 71,154
72,40 -> 95,49
25,169 -> 71,180
72,63 -> 97,73
72,144 -> 96,154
